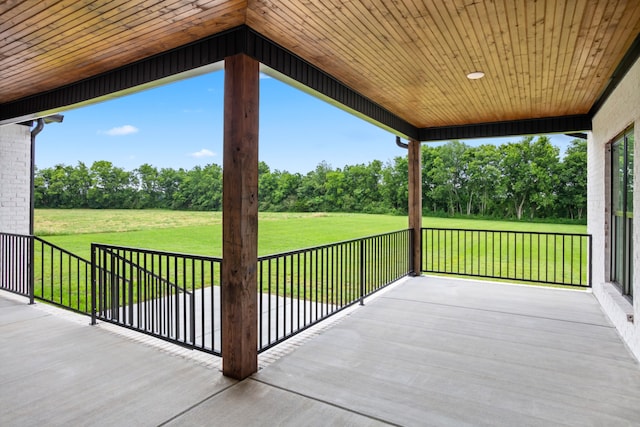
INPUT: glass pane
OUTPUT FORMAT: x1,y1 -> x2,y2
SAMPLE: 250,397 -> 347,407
610,128 -> 635,297
627,129 -> 634,296
612,141 -> 623,213
628,218 -> 634,296
614,215 -> 625,284
626,130 -> 634,214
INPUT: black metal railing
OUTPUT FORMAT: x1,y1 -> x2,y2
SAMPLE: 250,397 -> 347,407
0,232 -> 32,298
91,244 -> 222,355
257,229 -> 411,352
34,236 -> 91,313
0,232 -> 91,312
421,228 -> 592,287
2,227 -> 593,358
2,230 -> 411,355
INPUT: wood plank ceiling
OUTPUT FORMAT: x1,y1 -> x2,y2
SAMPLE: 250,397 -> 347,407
1,0 -> 640,130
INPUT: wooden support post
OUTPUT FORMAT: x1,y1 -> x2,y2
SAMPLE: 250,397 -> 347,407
408,139 -> 422,275
222,54 -> 259,380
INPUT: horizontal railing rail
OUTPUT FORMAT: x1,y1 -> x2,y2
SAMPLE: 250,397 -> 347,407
421,228 -> 592,287
92,244 -> 222,356
257,229 -> 411,352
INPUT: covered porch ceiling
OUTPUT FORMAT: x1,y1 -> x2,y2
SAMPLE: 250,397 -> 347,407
1,1 -> 640,140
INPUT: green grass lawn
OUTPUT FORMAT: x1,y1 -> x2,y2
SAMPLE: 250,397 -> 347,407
27,209 -> 588,312
36,209 -> 586,259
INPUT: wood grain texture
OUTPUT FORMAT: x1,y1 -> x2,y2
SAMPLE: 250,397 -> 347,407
1,1 -> 639,129
247,0 -> 640,127
408,139 -> 421,274
0,0 -> 246,100
221,53 -> 259,380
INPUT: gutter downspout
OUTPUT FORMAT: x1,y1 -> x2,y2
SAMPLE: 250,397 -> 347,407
28,119 -> 44,304
396,136 -> 409,149
30,119 -> 44,236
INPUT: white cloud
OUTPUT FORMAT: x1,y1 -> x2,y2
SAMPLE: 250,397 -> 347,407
190,148 -> 216,158
102,125 -> 139,136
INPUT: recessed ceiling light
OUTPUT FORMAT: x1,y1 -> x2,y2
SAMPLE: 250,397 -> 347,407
466,71 -> 485,80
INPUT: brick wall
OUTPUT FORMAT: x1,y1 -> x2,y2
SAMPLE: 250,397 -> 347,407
0,124 -> 31,235
589,56 -> 640,360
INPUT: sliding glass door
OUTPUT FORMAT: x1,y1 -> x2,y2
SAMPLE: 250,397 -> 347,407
611,127 -> 634,297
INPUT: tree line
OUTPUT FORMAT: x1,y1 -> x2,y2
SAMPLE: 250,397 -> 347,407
35,136 -> 587,221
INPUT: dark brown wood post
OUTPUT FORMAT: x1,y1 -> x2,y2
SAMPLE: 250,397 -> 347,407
408,139 -> 422,275
222,54 -> 259,379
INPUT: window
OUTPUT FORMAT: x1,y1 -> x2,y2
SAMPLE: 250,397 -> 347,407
610,127 -> 634,298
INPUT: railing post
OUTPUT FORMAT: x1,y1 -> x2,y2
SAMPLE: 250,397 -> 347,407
90,244 -> 97,325
110,252 -> 117,321
588,234 -> 593,287
409,229 -> 415,275
190,294 -> 196,346
28,235 -> 35,304
359,239 -> 365,305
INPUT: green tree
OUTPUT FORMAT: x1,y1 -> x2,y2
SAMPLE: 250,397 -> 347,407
33,135 -> 583,220
135,163 -> 161,208
421,145 -> 441,213
424,141 -> 469,215
87,161 -> 137,208
465,144 -> 503,216
297,161 -> 332,211
34,163 -> 92,208
274,171 -> 303,211
258,161 -> 277,210
157,167 -> 185,209
68,162 -> 92,208
381,156 -> 408,214
342,161 -> 384,213
500,136 -> 560,219
34,166 -> 54,208
259,162 -> 303,212
324,168 -> 347,211
173,164 -> 223,210
558,139 -> 587,219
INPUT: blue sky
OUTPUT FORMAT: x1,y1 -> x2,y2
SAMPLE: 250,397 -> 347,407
36,70 -> 576,174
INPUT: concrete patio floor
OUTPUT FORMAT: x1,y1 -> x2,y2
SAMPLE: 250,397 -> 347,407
2,276 -> 640,426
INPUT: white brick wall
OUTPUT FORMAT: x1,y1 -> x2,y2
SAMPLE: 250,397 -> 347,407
589,56 -> 640,360
0,123 -> 31,235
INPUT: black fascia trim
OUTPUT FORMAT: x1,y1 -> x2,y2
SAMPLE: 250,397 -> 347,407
0,27 -> 246,123
244,28 -> 419,140
565,132 -> 588,140
589,31 -> 640,117
418,115 -> 592,142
